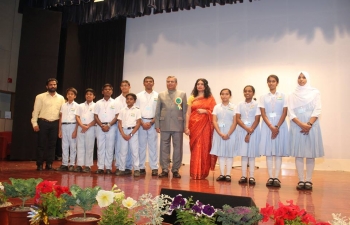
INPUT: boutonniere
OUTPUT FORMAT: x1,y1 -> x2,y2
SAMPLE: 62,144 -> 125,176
175,97 -> 182,110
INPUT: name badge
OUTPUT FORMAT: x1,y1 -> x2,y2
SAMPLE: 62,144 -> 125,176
244,121 -> 251,126
145,106 -> 151,111
218,123 -> 225,128
297,108 -> 306,114
269,112 -> 276,118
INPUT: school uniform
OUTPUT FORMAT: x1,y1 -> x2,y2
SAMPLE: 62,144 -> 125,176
259,92 -> 289,156
94,98 -> 117,170
114,94 -> 133,170
118,105 -> 141,171
75,101 -> 96,168
210,103 -> 237,157
136,90 -> 159,170
60,101 -> 79,166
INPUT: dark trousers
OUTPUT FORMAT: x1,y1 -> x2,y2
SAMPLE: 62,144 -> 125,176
36,119 -> 59,165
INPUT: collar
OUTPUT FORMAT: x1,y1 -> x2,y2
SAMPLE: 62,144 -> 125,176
268,91 -> 279,96
102,97 -> 113,102
67,101 -> 76,105
84,101 -> 94,106
46,91 -> 57,97
125,105 -> 136,110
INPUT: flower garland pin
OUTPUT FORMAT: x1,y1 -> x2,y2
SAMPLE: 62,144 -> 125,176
175,97 -> 182,110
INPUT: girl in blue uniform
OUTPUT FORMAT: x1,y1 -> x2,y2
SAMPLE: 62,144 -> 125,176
235,85 -> 261,185
259,75 -> 289,188
210,89 -> 237,182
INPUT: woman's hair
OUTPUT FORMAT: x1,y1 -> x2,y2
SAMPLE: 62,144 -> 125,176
267,74 -> 279,83
244,85 -> 256,101
220,88 -> 232,96
191,78 -> 212,98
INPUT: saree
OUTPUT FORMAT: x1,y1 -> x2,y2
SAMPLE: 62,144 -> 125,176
189,95 -> 216,179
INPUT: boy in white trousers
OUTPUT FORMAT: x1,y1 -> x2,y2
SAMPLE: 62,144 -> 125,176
116,93 -> 141,177
74,88 -> 96,173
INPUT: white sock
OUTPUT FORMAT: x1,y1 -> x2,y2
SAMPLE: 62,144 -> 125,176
266,156 -> 273,178
249,157 -> 255,177
306,158 -> 315,182
295,157 -> 304,181
219,157 -> 226,175
241,156 -> 248,177
226,157 -> 233,176
275,156 -> 282,178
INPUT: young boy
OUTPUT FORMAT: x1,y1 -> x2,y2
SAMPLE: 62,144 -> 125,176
94,84 -> 118,174
115,93 -> 141,177
74,88 -> 96,173
56,87 -> 79,171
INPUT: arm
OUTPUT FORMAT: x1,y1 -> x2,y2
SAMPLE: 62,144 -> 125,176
236,113 -> 251,133
212,114 -> 225,139
182,93 -> 188,132
72,123 -> 78,139
185,105 -> 191,136
76,115 -> 88,133
31,95 -> 42,131
58,113 -> 62,138
155,94 -> 161,133
260,108 -> 279,138
226,114 -> 238,138
130,118 -> 141,136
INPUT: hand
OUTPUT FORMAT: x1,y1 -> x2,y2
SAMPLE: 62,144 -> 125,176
244,134 -> 250,143
33,126 -> 40,132
58,130 -> 62,138
81,125 -> 89,133
299,122 -> 311,134
142,122 -> 152,130
185,128 -> 190,136
156,128 -> 161,133
72,130 -> 77,139
222,134 -> 230,140
197,109 -> 207,114
123,134 -> 131,141
270,125 -> 279,139
102,125 -> 110,132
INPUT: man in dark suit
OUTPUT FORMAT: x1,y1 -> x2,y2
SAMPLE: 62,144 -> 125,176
155,76 -> 187,178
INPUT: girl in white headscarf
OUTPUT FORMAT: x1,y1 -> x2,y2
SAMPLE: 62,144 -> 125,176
288,71 -> 324,191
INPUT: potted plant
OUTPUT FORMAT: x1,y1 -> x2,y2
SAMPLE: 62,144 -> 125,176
61,184 -> 101,225
97,184 -> 137,225
0,182 -> 12,224
27,180 -> 72,225
216,205 -> 262,225
3,178 -> 43,225
167,194 -> 217,225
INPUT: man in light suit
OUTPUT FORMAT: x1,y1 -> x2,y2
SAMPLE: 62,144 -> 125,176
155,76 -> 187,178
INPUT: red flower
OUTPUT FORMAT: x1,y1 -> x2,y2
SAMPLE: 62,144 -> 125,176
35,180 -> 57,203
53,185 -> 71,197
260,203 -> 274,222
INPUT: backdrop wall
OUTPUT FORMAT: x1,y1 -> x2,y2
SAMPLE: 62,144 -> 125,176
123,0 -> 350,171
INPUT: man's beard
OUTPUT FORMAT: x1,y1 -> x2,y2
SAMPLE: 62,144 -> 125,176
48,87 -> 56,93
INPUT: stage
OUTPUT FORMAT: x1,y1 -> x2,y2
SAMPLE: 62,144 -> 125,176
0,160 -> 349,224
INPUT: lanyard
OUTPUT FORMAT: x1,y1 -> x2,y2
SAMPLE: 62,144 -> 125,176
270,95 -> 276,113
244,102 -> 253,119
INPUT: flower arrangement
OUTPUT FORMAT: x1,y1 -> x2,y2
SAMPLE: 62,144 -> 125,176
3,178 -> 43,209
167,194 -> 217,225
97,184 -> 137,225
260,200 -> 331,225
28,180 -> 71,224
330,213 -> 350,225
61,184 -> 101,219
216,205 -> 263,225
135,193 -> 172,225
0,182 -> 11,207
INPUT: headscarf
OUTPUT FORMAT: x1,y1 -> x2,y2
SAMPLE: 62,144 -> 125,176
288,71 -> 320,109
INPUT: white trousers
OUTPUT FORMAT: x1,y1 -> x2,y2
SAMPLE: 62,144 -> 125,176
61,124 -> 77,166
76,126 -> 95,167
96,125 -> 116,170
114,121 -> 133,169
138,119 -> 158,170
119,128 -> 139,171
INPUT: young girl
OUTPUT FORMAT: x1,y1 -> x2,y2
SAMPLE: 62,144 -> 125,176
210,89 -> 237,182
259,75 -> 289,187
235,85 -> 261,185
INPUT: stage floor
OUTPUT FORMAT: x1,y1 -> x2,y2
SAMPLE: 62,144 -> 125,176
1,160 -> 349,224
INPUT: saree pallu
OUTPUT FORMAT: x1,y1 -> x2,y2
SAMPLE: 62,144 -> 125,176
189,96 -> 216,179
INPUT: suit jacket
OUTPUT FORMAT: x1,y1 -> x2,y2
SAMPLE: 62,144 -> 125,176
155,90 -> 187,132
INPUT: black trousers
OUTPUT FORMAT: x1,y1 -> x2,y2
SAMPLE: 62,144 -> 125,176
36,119 -> 59,165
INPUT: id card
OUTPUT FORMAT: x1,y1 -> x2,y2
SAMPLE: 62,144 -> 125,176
218,123 -> 225,128
269,112 -> 276,118
244,121 -> 251,126
145,106 -> 151,111
297,108 -> 306,114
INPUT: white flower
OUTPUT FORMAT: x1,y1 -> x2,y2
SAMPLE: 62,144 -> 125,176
114,191 -> 125,200
0,182 -> 4,191
122,197 -> 137,209
96,190 -> 115,208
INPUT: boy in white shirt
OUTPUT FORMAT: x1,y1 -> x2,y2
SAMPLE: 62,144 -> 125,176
56,87 -> 79,171
74,88 -> 96,173
116,93 -> 141,177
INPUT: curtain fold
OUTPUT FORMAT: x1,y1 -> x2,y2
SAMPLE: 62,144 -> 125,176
19,0 -> 251,24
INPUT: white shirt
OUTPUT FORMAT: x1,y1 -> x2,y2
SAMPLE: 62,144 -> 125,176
94,98 -> 117,123
60,101 -> 79,123
75,101 -> 96,124
136,90 -> 158,118
115,94 -> 127,115
118,105 -> 141,127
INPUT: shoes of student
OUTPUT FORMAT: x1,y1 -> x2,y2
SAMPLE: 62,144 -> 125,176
140,169 -> 146,175
273,178 -> 281,188
125,169 -> 132,175
158,171 -> 169,178
238,176 -> 248,184
173,171 -> 181,178
151,169 -> 158,176
82,167 -> 91,173
56,165 -> 68,171
95,169 -> 104,174
45,163 -> 53,171
115,170 -> 126,176
74,166 -> 83,172
296,181 -> 305,190
225,175 -> 231,182
68,165 -> 74,172
216,175 -> 226,181
105,169 -> 112,175
304,181 -> 313,190
37,164 -> 43,171
249,177 -> 256,185
134,170 -> 140,177
266,178 -> 274,187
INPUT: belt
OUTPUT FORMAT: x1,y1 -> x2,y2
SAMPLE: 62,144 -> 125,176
62,122 -> 76,125
142,117 -> 153,120
124,126 -> 135,129
101,122 -> 109,124
83,124 -> 97,126
39,118 -> 58,123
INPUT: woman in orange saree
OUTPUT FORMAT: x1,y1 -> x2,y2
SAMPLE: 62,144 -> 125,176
185,78 -> 216,179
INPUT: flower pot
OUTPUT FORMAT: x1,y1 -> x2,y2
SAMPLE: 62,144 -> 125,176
6,204 -> 31,225
65,213 -> 100,225
0,206 -> 9,225
40,218 -> 67,225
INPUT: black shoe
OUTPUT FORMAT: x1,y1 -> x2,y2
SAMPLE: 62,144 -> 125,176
151,169 -> 158,176
238,176 -> 248,184
56,165 -> 68,171
37,164 -> 43,171
249,177 -> 256,185
225,175 -> 231,182
68,165 -> 74,172
304,181 -> 313,190
266,178 -> 274,187
140,169 -> 146,175
273,178 -> 281,187
158,171 -> 169,178
296,181 -> 305,190
125,169 -> 132,175
216,175 -> 226,181
105,169 -> 112,174
173,171 -> 181,178
82,167 -> 90,173
45,163 -> 53,171
73,166 -> 83,172
115,170 -> 126,176
95,169 -> 104,174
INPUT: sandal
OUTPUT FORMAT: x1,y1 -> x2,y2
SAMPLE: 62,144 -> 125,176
249,177 -> 256,185
304,181 -> 313,190
238,176 -> 248,184
225,175 -> 231,182
216,175 -> 226,181
266,178 -> 274,187
273,178 -> 281,188
296,181 -> 305,190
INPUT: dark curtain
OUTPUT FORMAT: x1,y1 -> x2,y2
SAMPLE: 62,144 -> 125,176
19,0 -> 250,24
